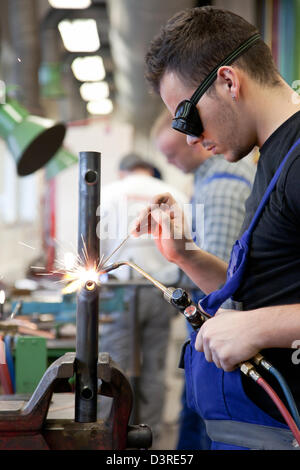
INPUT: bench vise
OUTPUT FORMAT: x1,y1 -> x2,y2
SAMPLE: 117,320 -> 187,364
0,351 -> 151,450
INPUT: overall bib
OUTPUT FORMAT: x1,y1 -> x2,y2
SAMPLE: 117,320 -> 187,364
184,139 -> 300,450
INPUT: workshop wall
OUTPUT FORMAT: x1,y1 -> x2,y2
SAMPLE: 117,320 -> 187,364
0,139 -> 42,283
212,0 -> 256,24
258,0 -> 300,88
0,223 -> 42,284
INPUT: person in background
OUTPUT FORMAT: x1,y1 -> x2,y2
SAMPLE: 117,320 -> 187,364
152,110 -> 256,449
99,152 -> 187,445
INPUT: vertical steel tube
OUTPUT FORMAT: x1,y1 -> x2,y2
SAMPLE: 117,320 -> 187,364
128,286 -> 141,425
75,151 -> 101,423
77,151 -> 101,268
75,281 -> 99,422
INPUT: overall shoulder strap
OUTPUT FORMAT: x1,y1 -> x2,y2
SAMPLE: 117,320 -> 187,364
243,137 -> 300,242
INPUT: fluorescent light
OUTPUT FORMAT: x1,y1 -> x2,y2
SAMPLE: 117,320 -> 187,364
80,81 -> 109,101
87,99 -> 113,115
49,0 -> 91,8
58,19 -> 100,53
71,56 -> 105,82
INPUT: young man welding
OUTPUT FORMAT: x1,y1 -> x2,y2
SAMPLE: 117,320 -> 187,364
132,6 -> 300,450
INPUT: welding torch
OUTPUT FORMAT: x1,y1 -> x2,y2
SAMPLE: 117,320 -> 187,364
101,260 -> 209,321
100,260 -> 300,442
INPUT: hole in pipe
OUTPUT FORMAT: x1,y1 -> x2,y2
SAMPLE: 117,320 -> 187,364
84,170 -> 98,185
81,387 -> 93,400
85,280 -> 96,291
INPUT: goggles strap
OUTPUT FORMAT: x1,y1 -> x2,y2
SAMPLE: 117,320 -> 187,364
190,33 -> 261,104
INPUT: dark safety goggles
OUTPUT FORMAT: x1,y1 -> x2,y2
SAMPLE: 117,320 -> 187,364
172,33 -> 261,138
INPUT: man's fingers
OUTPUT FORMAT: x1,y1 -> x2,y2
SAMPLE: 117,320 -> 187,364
151,208 -> 173,240
212,352 -> 222,369
215,308 -> 226,316
195,329 -> 204,352
195,326 -> 239,371
202,337 -> 213,363
154,192 -> 176,207
131,192 -> 178,237
131,205 -> 152,236
196,332 -> 224,368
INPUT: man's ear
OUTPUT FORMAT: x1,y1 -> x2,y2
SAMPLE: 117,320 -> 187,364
217,66 -> 240,100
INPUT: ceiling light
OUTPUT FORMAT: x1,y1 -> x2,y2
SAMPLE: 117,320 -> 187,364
87,99 -> 113,115
80,81 -> 109,101
58,19 -> 100,52
71,56 -> 105,82
49,0 -> 91,8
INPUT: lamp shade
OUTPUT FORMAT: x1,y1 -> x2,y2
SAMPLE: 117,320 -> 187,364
45,147 -> 78,180
0,99 -> 66,176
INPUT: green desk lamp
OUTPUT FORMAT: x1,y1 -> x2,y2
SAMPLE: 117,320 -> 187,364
0,98 -> 66,176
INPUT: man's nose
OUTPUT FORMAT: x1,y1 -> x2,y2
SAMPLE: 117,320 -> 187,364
186,134 -> 202,146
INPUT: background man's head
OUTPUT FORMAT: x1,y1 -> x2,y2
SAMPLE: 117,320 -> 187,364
145,6 -> 282,162
152,110 -> 212,173
118,153 -> 159,179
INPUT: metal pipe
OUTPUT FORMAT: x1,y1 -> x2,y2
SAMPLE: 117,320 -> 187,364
78,151 -> 101,268
75,281 -> 99,422
127,286 -> 141,425
75,151 -> 101,423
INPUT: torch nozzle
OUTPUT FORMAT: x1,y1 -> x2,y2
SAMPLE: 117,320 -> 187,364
85,280 -> 96,291
100,262 -> 123,275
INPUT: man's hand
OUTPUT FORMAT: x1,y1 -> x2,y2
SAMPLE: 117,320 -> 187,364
195,309 -> 261,371
131,192 -> 228,294
131,192 -> 197,264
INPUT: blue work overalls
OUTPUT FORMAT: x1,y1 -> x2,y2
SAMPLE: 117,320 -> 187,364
183,139 -> 300,450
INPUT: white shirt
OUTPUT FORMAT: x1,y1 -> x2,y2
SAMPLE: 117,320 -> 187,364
99,173 -> 188,284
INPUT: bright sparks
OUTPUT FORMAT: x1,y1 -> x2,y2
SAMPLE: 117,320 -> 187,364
57,246 -> 104,295
57,238 -> 106,294
62,265 -> 101,294
18,241 -> 36,250
27,236 -> 106,295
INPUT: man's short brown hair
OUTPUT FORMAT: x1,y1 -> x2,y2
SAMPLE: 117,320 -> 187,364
145,6 -> 281,94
